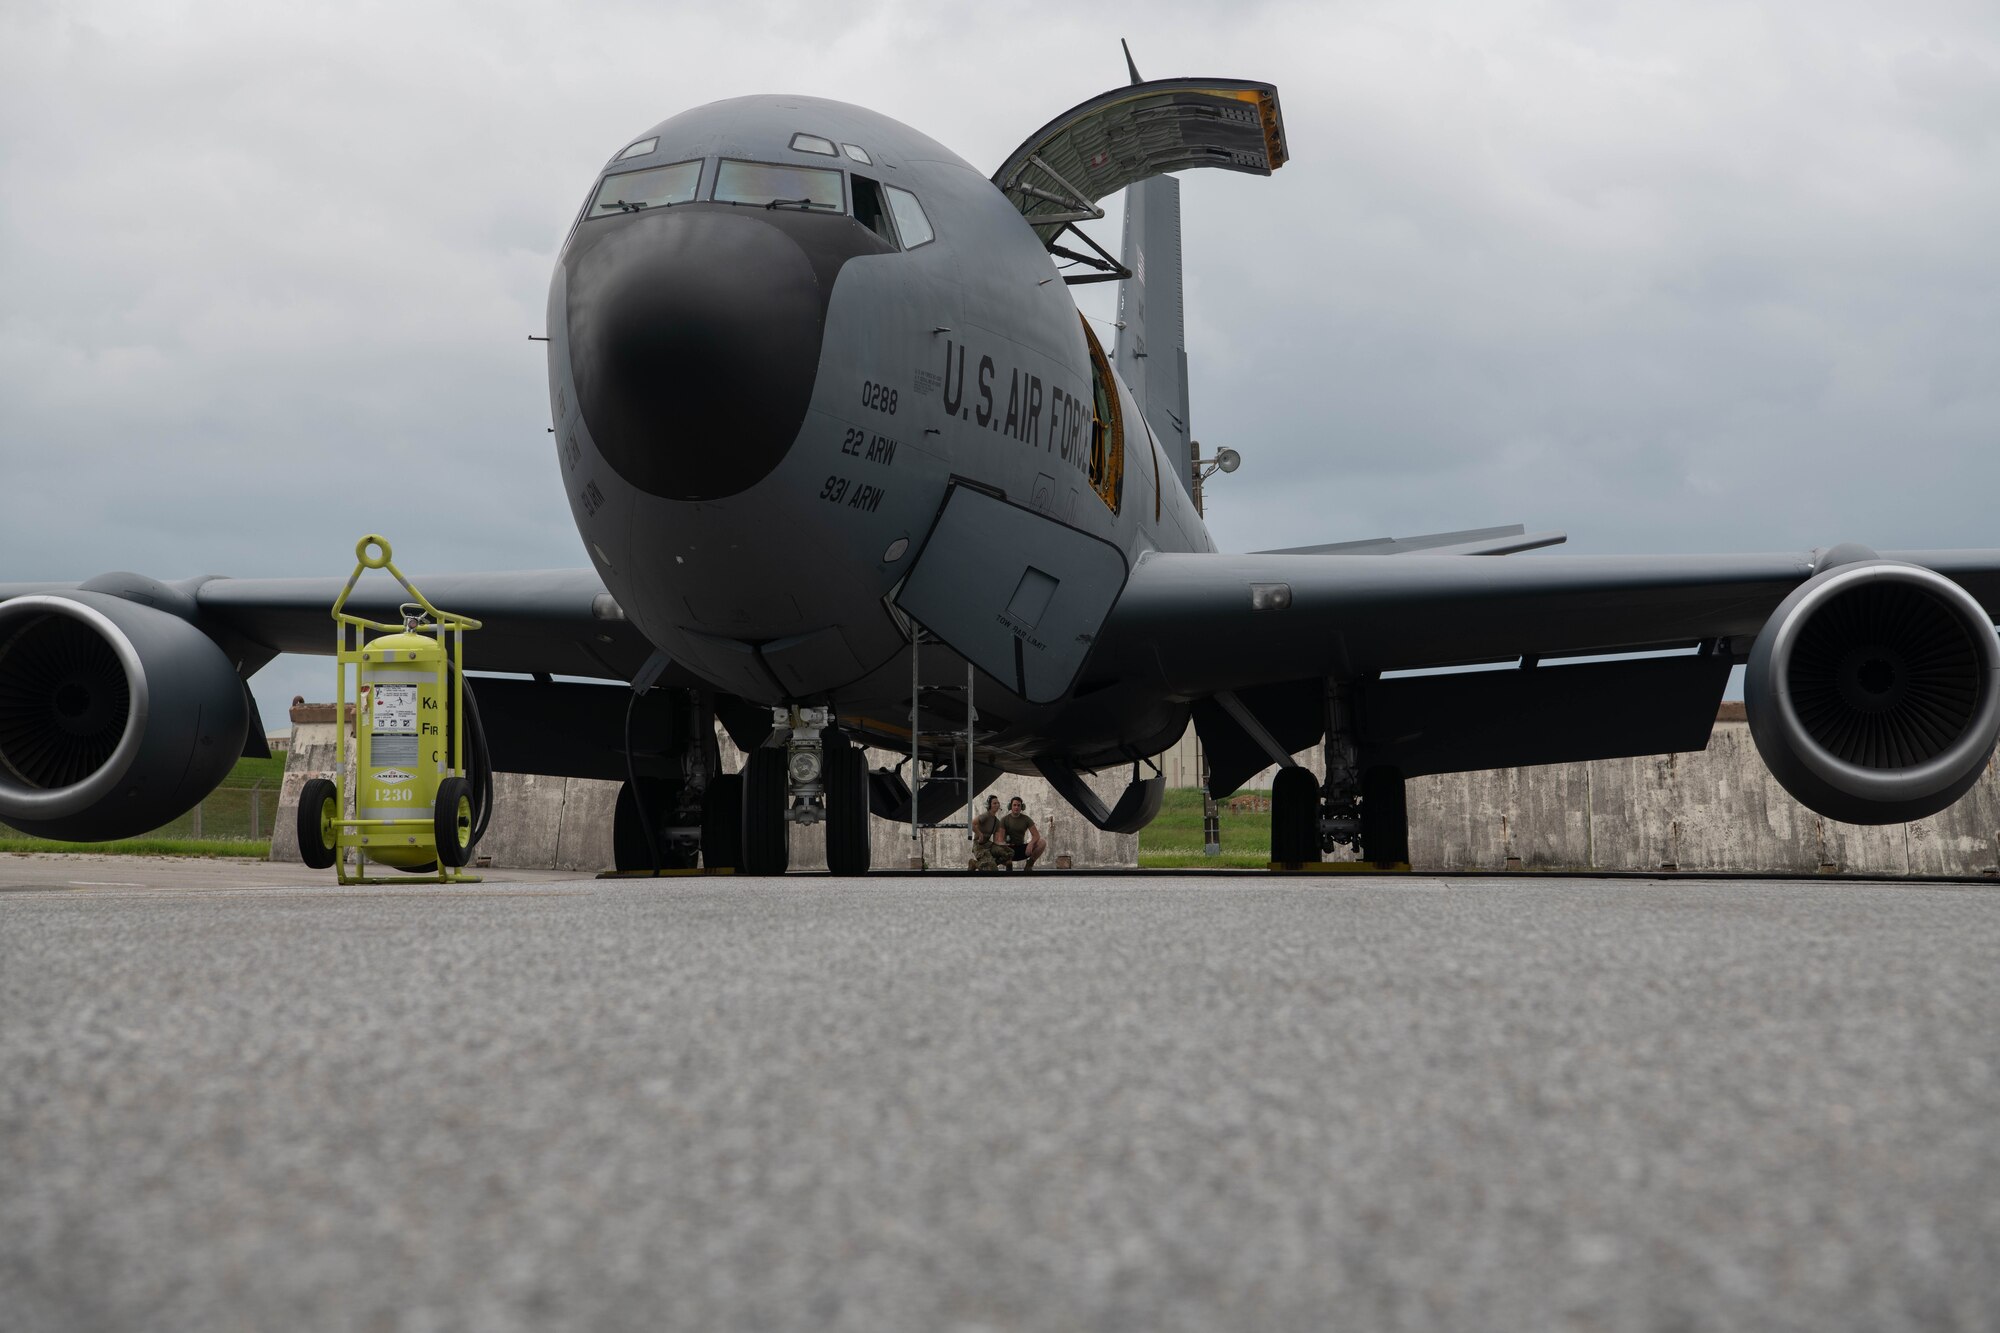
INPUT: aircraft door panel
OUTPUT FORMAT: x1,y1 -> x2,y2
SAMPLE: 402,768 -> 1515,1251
894,483 -> 1128,704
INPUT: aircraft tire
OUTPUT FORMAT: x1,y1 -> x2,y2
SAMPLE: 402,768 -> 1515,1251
1270,767 -> 1320,865
434,776 -> 474,869
824,742 -> 871,876
741,748 -> 791,875
297,777 -> 338,870
612,777 -> 672,873
1360,766 -> 1409,866
701,772 -> 743,870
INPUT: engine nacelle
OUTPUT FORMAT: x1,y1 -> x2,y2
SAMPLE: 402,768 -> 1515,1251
1745,557 -> 2000,825
0,591 -> 248,841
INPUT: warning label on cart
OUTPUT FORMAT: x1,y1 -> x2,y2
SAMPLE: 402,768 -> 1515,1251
371,684 -> 417,733
371,736 -> 419,767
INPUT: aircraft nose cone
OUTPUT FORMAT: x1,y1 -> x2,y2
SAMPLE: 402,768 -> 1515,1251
565,209 -> 829,502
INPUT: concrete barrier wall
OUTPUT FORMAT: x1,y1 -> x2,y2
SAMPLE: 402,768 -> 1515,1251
1232,714 -> 2000,876
269,719 -> 621,871
273,709 -> 2000,876
1414,720 -> 2000,875
268,721 -> 352,865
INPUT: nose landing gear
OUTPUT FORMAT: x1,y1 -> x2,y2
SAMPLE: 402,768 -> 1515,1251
609,694 -> 874,877
740,745 -> 791,875
738,706 -> 871,876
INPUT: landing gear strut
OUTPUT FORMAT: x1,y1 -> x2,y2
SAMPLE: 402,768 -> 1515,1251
1268,679 -> 1410,868
611,688 -> 734,873
1320,679 -> 1409,867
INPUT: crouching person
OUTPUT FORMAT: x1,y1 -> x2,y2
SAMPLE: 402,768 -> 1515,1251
968,794 -> 1007,872
1000,796 -> 1046,872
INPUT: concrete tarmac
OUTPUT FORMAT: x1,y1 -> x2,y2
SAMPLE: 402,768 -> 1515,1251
4,857 -> 1997,1331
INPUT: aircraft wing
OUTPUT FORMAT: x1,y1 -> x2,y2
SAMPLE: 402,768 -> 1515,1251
1254,523 -> 1569,558
1084,547 -> 2000,795
200,570 -> 662,681
1097,547 -> 2000,691
0,570 -> 660,683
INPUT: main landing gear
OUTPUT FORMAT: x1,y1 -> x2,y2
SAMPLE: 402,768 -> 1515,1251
611,689 -> 732,873
1269,679 -> 1410,868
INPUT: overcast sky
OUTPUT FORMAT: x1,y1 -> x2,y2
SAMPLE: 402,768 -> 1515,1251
4,0 -> 1997,725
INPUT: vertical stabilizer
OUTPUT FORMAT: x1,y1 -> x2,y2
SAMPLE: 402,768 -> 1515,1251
1111,43 -> 1194,494
1114,173 -> 1193,494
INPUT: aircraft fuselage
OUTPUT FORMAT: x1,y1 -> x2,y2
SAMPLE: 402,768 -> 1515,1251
546,95 -> 1211,769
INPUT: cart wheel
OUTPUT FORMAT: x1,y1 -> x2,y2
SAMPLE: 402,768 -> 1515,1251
297,777 -> 339,870
434,776 -> 474,868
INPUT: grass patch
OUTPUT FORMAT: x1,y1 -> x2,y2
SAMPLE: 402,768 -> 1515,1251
134,754 -> 287,840
140,789 -> 281,840
0,838 -> 272,858
1137,787 -> 1272,866
216,754 -> 287,788
1,754 -> 288,856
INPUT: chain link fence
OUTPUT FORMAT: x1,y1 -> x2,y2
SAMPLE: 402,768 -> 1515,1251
145,779 -> 282,842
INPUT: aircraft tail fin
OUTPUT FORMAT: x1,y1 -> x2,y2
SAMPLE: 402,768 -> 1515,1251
1112,46 -> 1195,495
1114,173 -> 1192,493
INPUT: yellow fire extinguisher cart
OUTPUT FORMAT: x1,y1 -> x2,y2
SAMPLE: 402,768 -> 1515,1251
295,535 -> 484,883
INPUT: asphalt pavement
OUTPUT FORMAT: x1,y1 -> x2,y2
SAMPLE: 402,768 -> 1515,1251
4,857 -> 1997,1331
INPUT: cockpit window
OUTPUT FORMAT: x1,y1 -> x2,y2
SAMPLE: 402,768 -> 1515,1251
714,159 -> 843,211
790,133 -> 837,156
884,186 -> 934,248
590,160 -> 702,216
851,176 -> 897,246
616,137 -> 659,161
842,143 -> 872,165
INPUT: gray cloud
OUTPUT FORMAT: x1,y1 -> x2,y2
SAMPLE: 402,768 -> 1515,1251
4,0 -> 1997,726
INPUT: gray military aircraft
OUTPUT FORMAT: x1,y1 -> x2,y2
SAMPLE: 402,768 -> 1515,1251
5,65 -> 1999,875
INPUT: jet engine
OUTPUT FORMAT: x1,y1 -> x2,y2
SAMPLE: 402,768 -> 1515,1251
0,591 -> 248,841
1744,554 -> 2000,825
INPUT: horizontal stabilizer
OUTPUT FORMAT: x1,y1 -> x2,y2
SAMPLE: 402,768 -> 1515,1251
1254,524 -> 1567,558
